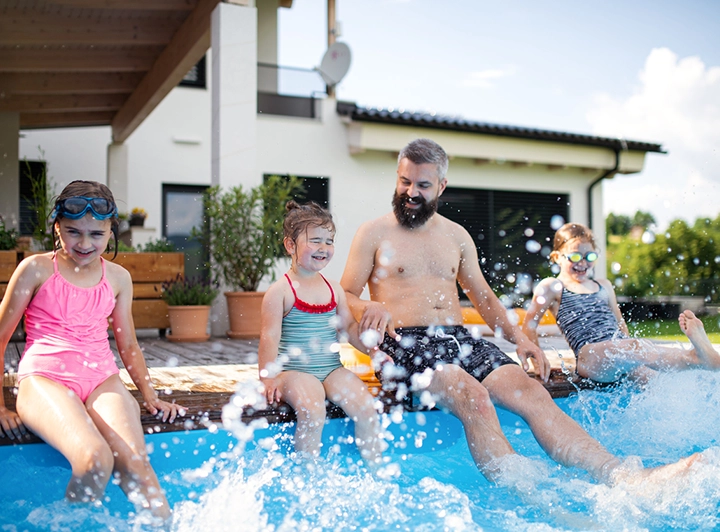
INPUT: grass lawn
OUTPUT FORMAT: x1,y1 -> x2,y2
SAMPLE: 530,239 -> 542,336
627,314 -> 720,343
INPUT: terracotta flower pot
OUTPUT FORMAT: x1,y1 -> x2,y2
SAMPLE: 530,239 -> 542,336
167,305 -> 211,342
225,291 -> 264,339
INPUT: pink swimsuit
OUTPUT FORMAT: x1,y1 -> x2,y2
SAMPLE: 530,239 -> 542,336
17,255 -> 119,402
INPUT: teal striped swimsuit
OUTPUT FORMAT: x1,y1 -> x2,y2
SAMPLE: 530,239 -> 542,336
278,274 -> 343,382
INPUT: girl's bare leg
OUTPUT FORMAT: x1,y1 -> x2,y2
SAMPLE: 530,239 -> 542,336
323,367 -> 384,465
86,376 -> 170,521
577,315 -> 720,383
16,376 -> 114,503
275,371 -> 328,456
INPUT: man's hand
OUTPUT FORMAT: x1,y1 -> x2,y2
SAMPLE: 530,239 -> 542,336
515,335 -> 551,382
359,301 -> 397,341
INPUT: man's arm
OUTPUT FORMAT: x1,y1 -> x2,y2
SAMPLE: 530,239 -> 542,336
340,220 -> 396,338
455,228 -> 551,380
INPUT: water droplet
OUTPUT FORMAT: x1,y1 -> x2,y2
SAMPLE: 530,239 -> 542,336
611,262 -> 621,274
641,231 -> 655,244
525,240 -> 541,253
550,215 -> 565,230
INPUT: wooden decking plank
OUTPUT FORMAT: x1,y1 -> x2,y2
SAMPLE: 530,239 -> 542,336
1,334 -> 594,448
134,341 -> 200,367
3,342 -> 21,373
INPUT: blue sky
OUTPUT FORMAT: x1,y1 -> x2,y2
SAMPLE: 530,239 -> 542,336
279,0 -> 720,230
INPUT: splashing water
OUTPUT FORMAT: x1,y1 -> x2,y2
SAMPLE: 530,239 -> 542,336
3,370 -> 720,531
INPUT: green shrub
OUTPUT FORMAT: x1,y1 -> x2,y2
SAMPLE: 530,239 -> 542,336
0,219 -> 18,251
198,176 -> 303,292
136,238 -> 175,252
160,274 -> 219,306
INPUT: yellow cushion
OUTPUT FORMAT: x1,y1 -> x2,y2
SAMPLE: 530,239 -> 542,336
461,307 -> 486,324
340,344 -> 380,383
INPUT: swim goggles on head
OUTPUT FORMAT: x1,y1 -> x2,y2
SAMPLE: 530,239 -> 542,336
564,251 -> 599,263
52,196 -> 118,220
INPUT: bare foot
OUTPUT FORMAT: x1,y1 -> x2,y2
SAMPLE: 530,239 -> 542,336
679,310 -> 720,369
610,452 -> 702,487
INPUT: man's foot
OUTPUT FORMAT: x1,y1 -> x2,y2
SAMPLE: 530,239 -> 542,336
610,452 -> 702,487
679,310 -> 720,369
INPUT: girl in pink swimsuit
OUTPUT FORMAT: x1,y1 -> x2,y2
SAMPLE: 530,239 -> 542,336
0,180 -> 183,524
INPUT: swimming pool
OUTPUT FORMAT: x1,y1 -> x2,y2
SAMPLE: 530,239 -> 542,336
2,369 -> 719,531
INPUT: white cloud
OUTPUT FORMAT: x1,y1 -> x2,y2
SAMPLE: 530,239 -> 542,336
460,67 -> 516,89
588,48 -> 720,228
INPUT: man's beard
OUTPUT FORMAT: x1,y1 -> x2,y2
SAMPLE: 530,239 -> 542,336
392,191 -> 439,229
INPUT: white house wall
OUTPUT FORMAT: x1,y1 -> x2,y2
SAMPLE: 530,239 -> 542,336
20,92 -> 614,286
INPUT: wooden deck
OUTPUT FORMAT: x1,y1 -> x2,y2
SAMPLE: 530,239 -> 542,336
2,333 -> 588,446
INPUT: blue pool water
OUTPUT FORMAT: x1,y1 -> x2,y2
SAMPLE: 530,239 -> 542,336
2,370 -> 720,531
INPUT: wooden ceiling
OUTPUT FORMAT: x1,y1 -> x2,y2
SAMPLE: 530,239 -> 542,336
0,0 -> 224,142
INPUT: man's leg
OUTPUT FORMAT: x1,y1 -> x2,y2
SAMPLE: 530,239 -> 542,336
482,364 -> 620,482
425,364 -> 516,480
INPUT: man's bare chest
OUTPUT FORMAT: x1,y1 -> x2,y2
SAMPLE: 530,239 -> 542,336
375,237 -> 460,280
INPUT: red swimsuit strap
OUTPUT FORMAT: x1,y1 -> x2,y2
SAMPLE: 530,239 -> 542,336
284,273 -> 337,314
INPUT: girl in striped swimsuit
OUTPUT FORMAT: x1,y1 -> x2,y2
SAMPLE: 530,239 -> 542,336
258,201 -> 385,464
522,223 -> 720,383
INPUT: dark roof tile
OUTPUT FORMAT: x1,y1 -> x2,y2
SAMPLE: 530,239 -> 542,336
336,101 -> 664,153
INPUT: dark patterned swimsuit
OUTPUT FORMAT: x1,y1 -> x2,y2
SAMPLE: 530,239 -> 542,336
379,325 -> 517,389
555,281 -> 628,355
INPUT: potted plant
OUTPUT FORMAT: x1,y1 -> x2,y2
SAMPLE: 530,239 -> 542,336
161,274 -> 219,342
0,218 -> 20,301
200,175 -> 302,338
129,207 -> 147,227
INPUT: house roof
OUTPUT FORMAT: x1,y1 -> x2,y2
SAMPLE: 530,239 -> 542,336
0,0 -> 227,143
336,101 -> 665,154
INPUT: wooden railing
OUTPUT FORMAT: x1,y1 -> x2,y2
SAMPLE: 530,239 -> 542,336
102,252 -> 185,331
1,251 -> 184,333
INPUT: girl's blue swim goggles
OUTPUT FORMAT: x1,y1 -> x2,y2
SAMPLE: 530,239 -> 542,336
53,196 -> 118,220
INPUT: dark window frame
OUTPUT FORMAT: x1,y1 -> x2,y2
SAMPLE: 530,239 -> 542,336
438,187 -> 569,302
263,174 -> 330,209
179,56 -> 207,89
162,183 -> 210,278
19,160 -> 47,236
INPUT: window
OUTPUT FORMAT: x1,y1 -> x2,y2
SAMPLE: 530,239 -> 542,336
264,174 -> 329,209
162,184 -> 209,278
179,56 -> 206,89
438,187 -> 569,302
19,160 -> 47,236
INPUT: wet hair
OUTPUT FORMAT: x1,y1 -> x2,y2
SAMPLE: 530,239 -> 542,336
397,138 -> 449,180
53,180 -> 120,259
282,200 -> 335,250
550,223 -> 596,263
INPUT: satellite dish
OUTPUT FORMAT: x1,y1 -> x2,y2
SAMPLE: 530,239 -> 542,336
318,42 -> 352,86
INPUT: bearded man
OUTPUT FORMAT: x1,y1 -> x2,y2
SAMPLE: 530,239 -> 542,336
340,137 -> 699,483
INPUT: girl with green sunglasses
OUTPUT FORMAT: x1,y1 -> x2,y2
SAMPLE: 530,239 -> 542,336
522,222 -> 720,384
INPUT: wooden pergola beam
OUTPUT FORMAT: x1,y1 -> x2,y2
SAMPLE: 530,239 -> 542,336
52,0 -> 197,10
20,111 -> 117,129
111,0 -> 221,142
0,9 -> 181,46
0,72 -> 144,95
0,47 -> 163,73
0,94 -> 127,113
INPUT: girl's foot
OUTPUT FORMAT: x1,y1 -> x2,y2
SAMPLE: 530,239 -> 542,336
679,310 -> 720,369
